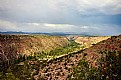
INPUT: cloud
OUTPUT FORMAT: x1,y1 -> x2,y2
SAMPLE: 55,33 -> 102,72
0,0 -> 120,15
0,19 -> 120,35
74,0 -> 121,15
0,20 -> 19,31
20,23 -> 79,32
82,24 -> 121,36
0,0 -> 120,35
0,0 -> 121,23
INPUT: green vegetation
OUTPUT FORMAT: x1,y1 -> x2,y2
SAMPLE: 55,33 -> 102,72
69,59 -> 100,80
0,35 -> 120,80
99,50 -> 121,80
0,41 -> 81,80
0,46 -> 121,80
0,68 -> 19,80
34,41 -> 81,59
68,50 -> 121,80
0,61 -> 34,80
15,41 -> 81,61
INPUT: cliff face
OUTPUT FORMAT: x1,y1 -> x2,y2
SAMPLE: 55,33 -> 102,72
75,36 -> 110,45
0,34 -> 69,63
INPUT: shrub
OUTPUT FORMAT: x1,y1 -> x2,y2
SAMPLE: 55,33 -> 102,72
69,59 -> 100,80
99,51 -> 121,80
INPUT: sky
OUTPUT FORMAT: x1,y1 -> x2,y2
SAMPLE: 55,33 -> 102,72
0,0 -> 121,36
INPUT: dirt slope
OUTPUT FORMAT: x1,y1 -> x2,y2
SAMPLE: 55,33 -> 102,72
31,35 -> 121,80
83,35 -> 121,67
0,34 -> 69,63
1,35 -> 121,79
34,52 -> 84,80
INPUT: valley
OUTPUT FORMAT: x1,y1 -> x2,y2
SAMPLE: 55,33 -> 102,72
0,34 -> 120,80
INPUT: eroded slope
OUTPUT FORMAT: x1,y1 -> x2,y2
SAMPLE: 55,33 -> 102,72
0,34 -> 69,63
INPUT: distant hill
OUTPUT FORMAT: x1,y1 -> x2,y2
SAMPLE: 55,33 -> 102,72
0,31 -> 94,36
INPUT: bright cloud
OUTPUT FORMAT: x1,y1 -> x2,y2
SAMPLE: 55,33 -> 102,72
0,20 -> 19,31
